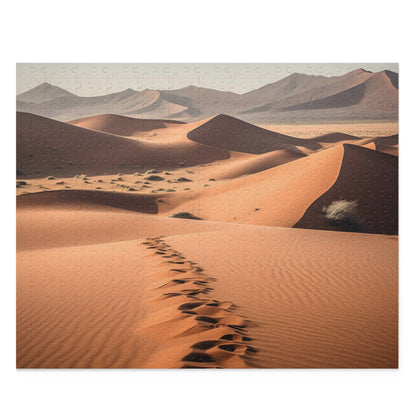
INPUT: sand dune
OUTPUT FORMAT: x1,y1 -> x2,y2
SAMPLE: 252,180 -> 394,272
16,112 -> 231,177
373,134 -> 399,147
295,144 -> 398,235
161,145 -> 345,226
187,114 -> 322,153
68,114 -> 185,137
16,203 -> 397,368
17,189 -> 160,213
18,111 -> 372,182
17,112 -> 398,235
160,143 -> 397,235
203,149 -> 307,180
16,98 -> 398,369
168,227 -> 397,368
353,134 -> 398,156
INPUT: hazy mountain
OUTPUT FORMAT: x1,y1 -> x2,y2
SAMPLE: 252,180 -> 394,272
16,69 -> 398,123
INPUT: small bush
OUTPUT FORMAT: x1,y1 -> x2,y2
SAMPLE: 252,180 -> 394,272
322,200 -> 363,232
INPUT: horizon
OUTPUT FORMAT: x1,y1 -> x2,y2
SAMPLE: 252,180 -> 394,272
16,63 -> 398,97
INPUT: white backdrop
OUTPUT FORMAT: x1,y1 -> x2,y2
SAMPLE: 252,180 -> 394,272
2,1 -> 414,415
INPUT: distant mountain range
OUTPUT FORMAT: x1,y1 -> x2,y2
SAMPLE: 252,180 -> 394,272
16,69 -> 398,123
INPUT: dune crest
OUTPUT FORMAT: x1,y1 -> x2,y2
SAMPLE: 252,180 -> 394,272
187,114 -> 321,153
295,144 -> 398,235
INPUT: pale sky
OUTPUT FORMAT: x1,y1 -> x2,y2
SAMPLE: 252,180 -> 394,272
16,63 -> 398,96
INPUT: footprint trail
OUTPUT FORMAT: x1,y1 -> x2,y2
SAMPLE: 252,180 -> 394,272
141,236 -> 257,368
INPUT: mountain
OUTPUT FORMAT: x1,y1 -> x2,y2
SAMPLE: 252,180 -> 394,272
16,69 -> 398,123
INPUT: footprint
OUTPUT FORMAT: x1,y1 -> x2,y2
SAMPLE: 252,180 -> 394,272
162,292 -> 182,298
172,279 -> 186,284
218,344 -> 236,352
191,340 -> 220,350
181,352 -> 215,363
178,302 -> 205,310
195,316 -> 218,324
193,280 -> 208,286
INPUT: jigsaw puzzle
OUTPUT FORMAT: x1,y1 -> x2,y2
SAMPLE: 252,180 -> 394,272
16,63 -> 398,368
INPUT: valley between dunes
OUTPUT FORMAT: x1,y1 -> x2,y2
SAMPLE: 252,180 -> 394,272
16,112 -> 398,368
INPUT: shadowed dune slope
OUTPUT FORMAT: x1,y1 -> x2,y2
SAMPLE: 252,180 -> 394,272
295,144 -> 398,235
17,189 -> 160,214
16,112 -> 231,177
374,145 -> 398,156
187,114 -> 322,153
354,134 -> 398,156
373,134 -> 399,147
68,113 -> 185,137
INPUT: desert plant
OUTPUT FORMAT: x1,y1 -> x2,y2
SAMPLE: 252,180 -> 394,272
322,199 -> 363,232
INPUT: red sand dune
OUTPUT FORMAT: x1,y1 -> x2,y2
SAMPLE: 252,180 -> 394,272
160,145 -> 345,227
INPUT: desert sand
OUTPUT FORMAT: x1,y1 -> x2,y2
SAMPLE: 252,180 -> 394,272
16,111 -> 398,368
